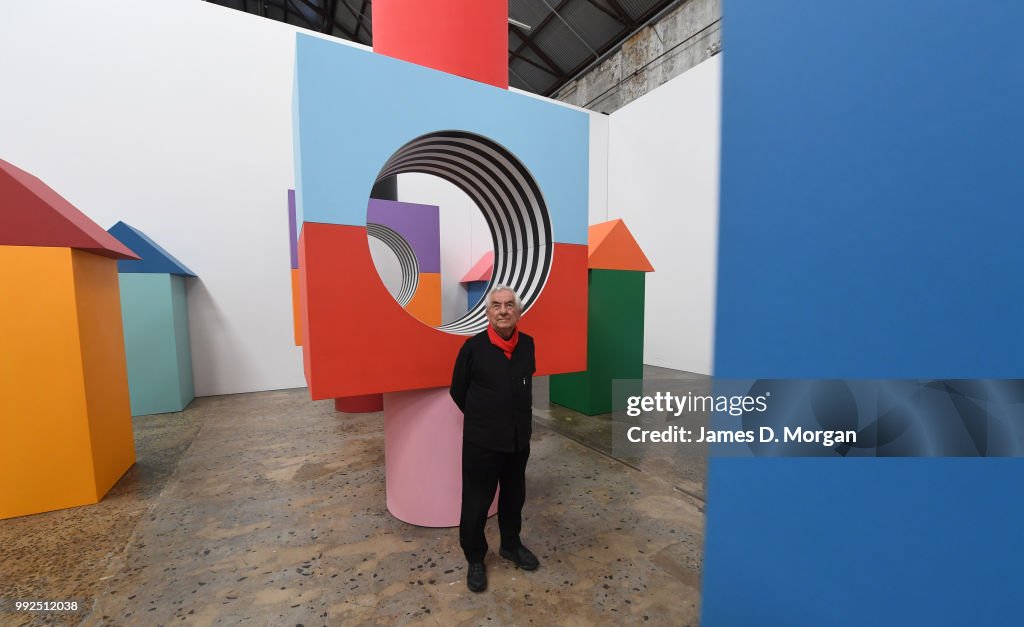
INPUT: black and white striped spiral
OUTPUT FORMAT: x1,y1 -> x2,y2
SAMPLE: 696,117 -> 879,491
366,223 -> 419,307
377,130 -> 553,334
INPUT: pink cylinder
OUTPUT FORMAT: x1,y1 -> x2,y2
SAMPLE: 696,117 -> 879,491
383,387 -> 497,527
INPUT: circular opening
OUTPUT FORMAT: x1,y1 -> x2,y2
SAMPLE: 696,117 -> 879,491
375,131 -> 554,335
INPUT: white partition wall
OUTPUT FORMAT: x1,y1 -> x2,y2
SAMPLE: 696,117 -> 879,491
588,112 -> 610,226
0,1 -> 359,396
607,56 -> 721,375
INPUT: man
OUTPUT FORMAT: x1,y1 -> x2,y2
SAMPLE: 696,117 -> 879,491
450,285 -> 540,593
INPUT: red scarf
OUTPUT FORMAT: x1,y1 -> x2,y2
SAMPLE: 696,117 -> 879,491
487,324 -> 519,359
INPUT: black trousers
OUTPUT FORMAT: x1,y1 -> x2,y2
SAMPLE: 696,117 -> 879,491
459,439 -> 530,563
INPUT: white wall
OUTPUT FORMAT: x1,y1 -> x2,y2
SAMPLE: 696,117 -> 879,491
588,112 -> 610,226
607,56 -> 721,375
0,1 -> 359,396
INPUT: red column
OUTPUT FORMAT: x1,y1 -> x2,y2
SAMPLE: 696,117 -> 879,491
372,0 -> 508,89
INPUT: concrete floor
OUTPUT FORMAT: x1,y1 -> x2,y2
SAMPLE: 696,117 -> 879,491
0,367 -> 706,626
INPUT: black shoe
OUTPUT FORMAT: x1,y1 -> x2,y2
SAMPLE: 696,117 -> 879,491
467,562 -> 487,592
500,545 -> 539,571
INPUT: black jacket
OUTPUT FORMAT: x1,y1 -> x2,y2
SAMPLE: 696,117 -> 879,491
450,329 -> 536,453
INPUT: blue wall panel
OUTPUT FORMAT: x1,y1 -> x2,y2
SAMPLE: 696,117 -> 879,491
465,281 -> 487,312
708,1 -> 1024,625
293,34 -> 589,245
109,222 -> 196,276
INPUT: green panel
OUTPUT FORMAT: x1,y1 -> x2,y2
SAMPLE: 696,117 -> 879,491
169,275 -> 195,411
550,270 -> 646,415
119,274 -> 190,416
549,369 -> 592,413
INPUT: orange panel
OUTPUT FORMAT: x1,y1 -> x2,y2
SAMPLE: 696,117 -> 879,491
291,268 -> 303,346
588,219 -> 654,272
0,247 -> 111,519
298,231 -> 313,384
299,224 -> 586,399
588,220 -> 618,251
372,0 -> 508,89
404,272 -> 442,327
71,250 -> 136,499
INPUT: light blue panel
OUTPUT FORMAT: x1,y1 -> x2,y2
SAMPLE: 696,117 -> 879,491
119,274 -> 191,416
170,275 -> 194,411
292,65 -> 305,236
708,1 -> 1024,625
293,34 -> 589,245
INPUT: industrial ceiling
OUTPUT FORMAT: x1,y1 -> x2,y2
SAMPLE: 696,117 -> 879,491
204,0 -> 682,97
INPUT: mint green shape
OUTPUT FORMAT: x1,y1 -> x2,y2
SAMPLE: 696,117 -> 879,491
118,273 -> 195,416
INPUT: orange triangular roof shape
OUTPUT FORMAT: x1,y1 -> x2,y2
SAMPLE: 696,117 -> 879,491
460,250 -> 494,283
588,218 -> 653,271
0,159 -> 138,260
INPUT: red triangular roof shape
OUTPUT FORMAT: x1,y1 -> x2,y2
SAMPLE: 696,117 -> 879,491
588,218 -> 653,271
460,250 -> 494,283
0,159 -> 138,260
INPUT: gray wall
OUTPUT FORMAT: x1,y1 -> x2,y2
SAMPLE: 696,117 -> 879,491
553,0 -> 721,114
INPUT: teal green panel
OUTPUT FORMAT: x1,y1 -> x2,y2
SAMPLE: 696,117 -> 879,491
550,270 -> 645,415
119,274 -> 189,416
169,275 -> 194,411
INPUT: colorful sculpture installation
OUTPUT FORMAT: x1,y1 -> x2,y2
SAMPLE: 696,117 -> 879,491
337,200 -> 443,414
367,199 -> 442,327
290,192 -> 446,414
550,219 -> 654,415
107,222 -> 197,416
292,48 -> 589,398
0,159 -> 138,519
288,189 -> 302,346
460,251 -> 494,313
293,0 -> 589,526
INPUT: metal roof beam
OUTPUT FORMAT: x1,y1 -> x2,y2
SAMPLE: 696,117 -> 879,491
338,0 -> 372,38
353,0 -> 370,41
280,0 -> 321,29
544,0 -> 690,97
509,66 -> 540,93
601,0 -> 637,28
509,50 -> 560,78
289,0 -> 357,39
509,25 -> 565,77
322,0 -> 338,34
583,0 -> 633,27
509,0 -> 573,70
538,0 -> 599,59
